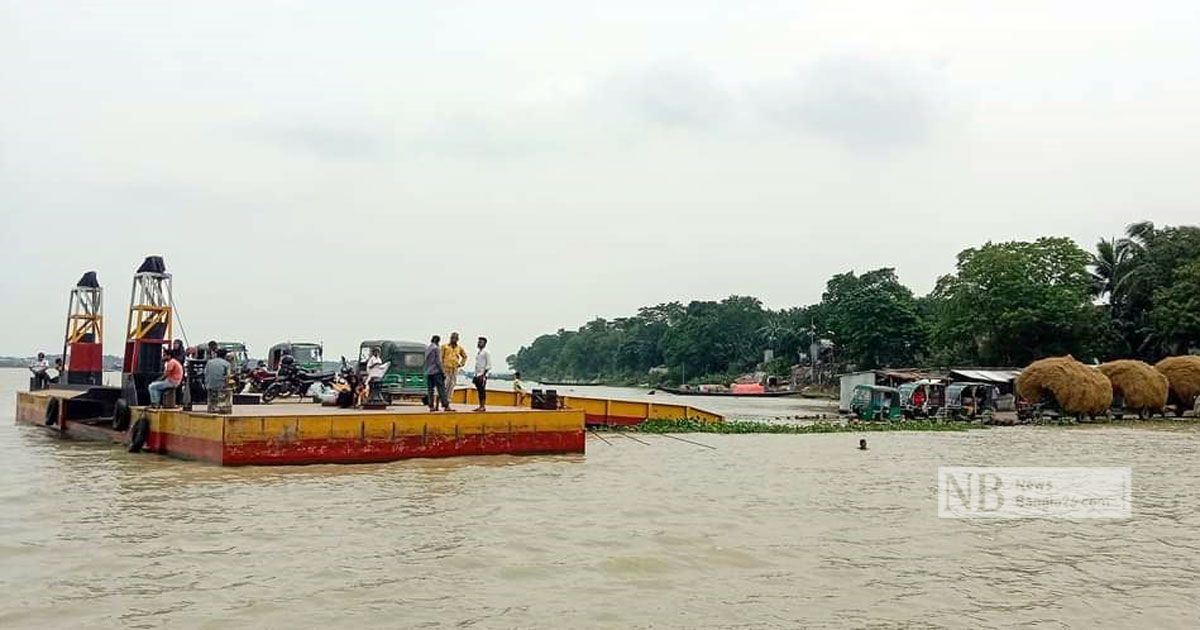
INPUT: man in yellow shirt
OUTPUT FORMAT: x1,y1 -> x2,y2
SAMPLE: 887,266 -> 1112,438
441,332 -> 468,397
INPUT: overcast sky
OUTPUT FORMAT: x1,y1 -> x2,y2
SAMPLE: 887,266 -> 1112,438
2,1 -> 1198,364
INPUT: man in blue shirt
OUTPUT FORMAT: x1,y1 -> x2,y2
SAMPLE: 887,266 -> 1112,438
424,335 -> 449,412
204,348 -> 233,413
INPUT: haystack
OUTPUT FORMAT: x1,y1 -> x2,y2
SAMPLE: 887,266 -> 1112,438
1097,360 -> 1168,412
1154,355 -> 1200,406
1016,356 -> 1113,415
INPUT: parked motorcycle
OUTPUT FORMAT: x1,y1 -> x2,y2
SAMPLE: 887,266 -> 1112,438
262,356 -> 338,403
241,362 -> 277,395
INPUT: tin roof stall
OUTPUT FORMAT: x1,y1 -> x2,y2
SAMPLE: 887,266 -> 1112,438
948,368 -> 1022,411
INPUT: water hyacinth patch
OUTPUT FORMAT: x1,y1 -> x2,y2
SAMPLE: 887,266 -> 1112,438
597,418 -> 977,434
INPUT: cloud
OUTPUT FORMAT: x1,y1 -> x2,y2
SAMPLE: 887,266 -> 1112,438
594,65 -> 735,130
755,55 -> 943,151
406,112 -> 566,160
234,57 -> 944,165
247,123 -> 390,160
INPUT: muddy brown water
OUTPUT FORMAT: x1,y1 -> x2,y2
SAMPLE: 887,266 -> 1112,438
2,369 -> 1198,628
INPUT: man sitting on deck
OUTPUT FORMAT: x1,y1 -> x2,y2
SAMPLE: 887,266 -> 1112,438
148,350 -> 185,408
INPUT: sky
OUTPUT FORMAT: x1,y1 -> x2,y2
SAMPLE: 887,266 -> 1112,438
2,1 -> 1199,365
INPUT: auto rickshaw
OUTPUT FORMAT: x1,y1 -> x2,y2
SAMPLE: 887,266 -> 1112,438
188,341 -> 250,401
267,342 -> 323,371
850,385 -> 902,421
898,379 -> 946,419
945,382 -> 999,421
358,340 -> 428,402
194,341 -> 249,371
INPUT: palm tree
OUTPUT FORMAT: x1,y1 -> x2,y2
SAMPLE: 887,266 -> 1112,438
1125,220 -> 1156,252
756,318 -> 791,351
1113,221 -> 1159,303
1091,237 -> 1132,301
1093,221 -> 1160,304
1106,221 -> 1158,357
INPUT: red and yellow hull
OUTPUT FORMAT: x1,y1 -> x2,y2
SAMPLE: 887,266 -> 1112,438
450,388 -> 723,426
16,391 -> 585,466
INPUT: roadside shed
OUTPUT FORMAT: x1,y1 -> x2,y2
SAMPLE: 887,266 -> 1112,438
948,369 -> 1022,393
948,368 -> 1022,410
839,371 -> 877,412
838,369 -> 944,411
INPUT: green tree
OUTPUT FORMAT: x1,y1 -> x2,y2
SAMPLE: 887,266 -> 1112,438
1102,223 -> 1200,357
930,238 -> 1095,365
661,296 -> 768,379
820,268 -> 927,369
1150,260 -> 1200,354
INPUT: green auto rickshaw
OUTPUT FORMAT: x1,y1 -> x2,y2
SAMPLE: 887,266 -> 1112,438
945,382 -> 999,421
850,384 -> 902,421
898,379 -> 946,419
267,342 -> 323,371
194,341 -> 249,372
358,340 -> 428,402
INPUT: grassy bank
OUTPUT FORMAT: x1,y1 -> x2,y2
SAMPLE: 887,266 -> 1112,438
596,418 -> 978,434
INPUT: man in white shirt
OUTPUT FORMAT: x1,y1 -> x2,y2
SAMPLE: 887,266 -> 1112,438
472,337 -> 492,412
365,347 -> 383,377
29,353 -> 50,389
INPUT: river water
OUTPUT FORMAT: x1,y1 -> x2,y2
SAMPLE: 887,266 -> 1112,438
1,368 -> 1198,628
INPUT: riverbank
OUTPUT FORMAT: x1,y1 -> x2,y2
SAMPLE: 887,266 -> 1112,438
602,418 -> 977,434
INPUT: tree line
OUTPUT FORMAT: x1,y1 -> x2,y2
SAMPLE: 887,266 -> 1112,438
508,222 -> 1200,384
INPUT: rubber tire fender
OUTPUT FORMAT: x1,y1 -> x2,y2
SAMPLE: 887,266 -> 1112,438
44,397 -> 59,426
112,399 -> 131,432
128,416 -> 150,453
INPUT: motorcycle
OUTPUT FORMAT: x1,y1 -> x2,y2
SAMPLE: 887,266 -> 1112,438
262,361 -> 338,403
241,365 -> 277,395
310,358 -> 363,407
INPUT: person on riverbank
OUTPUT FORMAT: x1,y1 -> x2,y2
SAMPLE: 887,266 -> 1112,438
472,337 -> 492,412
204,348 -> 232,413
425,335 -> 449,412
29,353 -> 50,389
441,332 -> 468,395
149,350 -> 184,408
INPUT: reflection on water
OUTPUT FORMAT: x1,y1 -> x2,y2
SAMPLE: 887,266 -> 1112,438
2,369 -> 1199,628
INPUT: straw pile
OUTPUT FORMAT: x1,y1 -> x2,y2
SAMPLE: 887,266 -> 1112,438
1154,356 -> 1200,406
1016,356 -> 1113,415
1097,360 -> 1168,412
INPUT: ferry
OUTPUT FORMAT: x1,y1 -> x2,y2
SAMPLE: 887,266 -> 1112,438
14,257 -> 722,466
